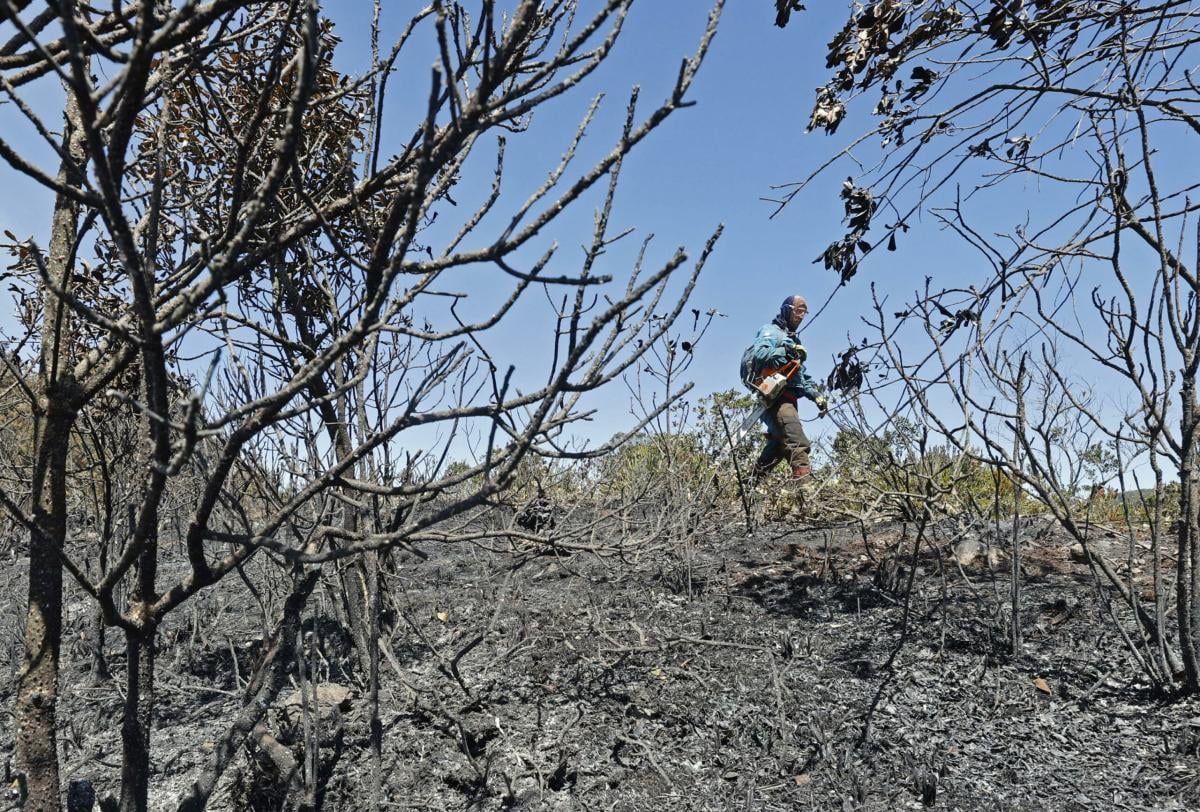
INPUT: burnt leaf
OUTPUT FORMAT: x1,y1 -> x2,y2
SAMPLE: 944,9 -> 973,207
774,0 -> 806,28
841,179 -> 876,231
827,345 -> 866,392
808,85 -> 846,134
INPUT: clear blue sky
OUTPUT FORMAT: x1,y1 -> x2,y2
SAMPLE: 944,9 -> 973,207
314,0 -> 916,444
0,2 -> 1126,455
1,2 -> 881,439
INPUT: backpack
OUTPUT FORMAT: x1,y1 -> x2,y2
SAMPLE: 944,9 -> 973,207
740,331 -> 779,389
740,326 -> 805,390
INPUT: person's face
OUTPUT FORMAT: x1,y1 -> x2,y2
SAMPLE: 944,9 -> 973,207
788,299 -> 808,330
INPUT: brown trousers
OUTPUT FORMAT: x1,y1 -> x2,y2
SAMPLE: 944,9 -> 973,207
753,399 -> 811,477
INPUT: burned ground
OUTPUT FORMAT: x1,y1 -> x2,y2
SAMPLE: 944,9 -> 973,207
2,516 -> 1199,810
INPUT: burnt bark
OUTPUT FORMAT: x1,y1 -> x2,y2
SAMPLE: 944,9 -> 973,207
118,624 -> 156,812
15,393 -> 74,811
14,80 -> 87,811
1178,375 -> 1200,689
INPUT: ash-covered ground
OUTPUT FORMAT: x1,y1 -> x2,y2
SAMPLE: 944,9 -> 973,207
3,515 -> 1199,810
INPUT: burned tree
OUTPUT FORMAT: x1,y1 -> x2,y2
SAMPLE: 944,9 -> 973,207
0,0 -> 724,808
776,3 -> 1200,689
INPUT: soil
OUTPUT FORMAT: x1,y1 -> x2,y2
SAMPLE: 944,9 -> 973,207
2,514 -> 1200,811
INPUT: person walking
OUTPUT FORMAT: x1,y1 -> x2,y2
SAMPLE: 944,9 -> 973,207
739,294 -> 828,480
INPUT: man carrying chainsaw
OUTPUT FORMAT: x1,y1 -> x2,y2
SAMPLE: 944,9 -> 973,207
740,294 -> 828,480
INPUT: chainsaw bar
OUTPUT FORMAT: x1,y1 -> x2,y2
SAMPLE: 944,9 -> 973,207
727,403 -> 768,450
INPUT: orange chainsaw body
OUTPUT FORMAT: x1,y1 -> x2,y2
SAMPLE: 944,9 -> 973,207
752,359 -> 802,401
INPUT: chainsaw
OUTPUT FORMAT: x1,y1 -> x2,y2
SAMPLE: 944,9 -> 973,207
724,358 -> 803,452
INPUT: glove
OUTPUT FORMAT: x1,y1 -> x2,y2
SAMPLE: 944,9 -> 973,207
814,394 -> 828,417
787,341 -> 807,363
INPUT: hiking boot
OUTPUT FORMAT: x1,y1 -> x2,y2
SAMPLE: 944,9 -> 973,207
785,471 -> 815,520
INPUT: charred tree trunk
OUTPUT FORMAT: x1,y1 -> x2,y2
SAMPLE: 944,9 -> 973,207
120,498 -> 160,812
14,82 -> 87,810
303,368 -> 371,678
87,448 -> 119,683
119,623 -> 156,812
1178,374 -> 1200,690
120,282 -> 172,811
366,550 -> 382,810
1011,359 -> 1025,656
90,545 -> 111,682
118,364 -> 171,811
15,393 -> 75,810
120,81 -> 179,802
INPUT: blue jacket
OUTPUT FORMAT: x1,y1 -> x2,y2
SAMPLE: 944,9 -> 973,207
740,320 -> 820,403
